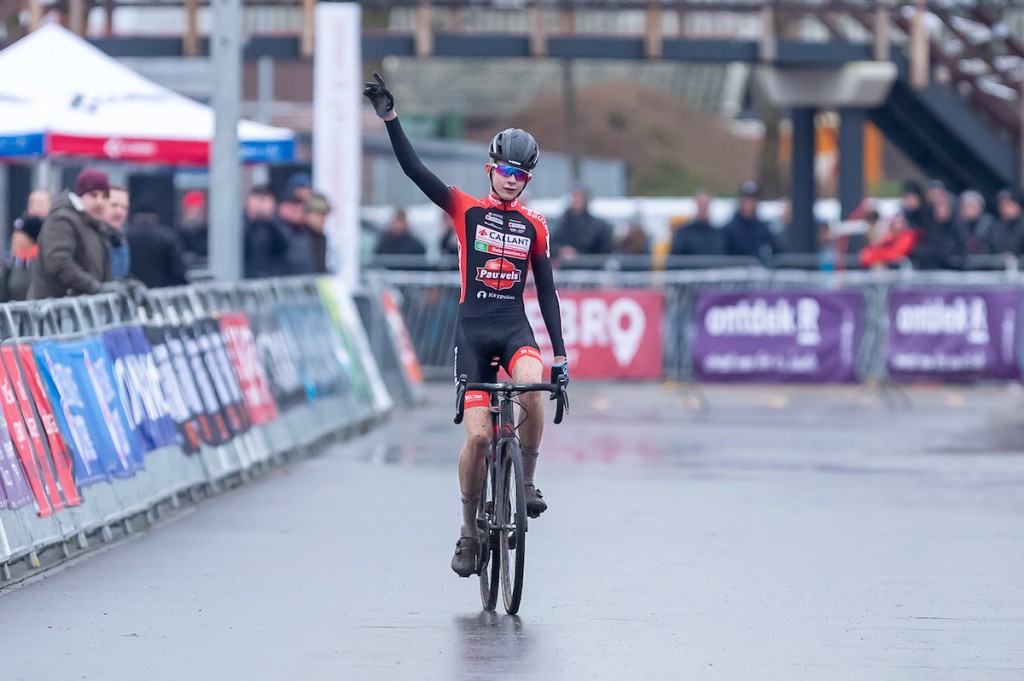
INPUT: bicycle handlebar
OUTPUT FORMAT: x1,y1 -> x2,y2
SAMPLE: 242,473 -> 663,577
454,375 -> 569,425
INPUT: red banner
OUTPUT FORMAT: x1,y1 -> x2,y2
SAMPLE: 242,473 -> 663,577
526,289 -> 664,379
14,345 -> 81,506
219,313 -> 279,426
381,289 -> 424,385
48,134 -> 210,165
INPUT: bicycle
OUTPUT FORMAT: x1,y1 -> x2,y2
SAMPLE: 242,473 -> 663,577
454,371 -> 568,614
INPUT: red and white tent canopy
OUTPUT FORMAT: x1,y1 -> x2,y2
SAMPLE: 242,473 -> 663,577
0,23 -> 295,164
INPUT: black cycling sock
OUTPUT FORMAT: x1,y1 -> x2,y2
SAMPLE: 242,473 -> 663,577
521,447 -> 539,487
460,494 -> 479,538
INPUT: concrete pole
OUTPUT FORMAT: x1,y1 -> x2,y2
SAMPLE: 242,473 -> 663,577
910,0 -> 929,89
252,56 -> 274,187
562,59 -> 582,184
791,107 -> 817,254
210,0 -> 243,282
838,108 -> 865,219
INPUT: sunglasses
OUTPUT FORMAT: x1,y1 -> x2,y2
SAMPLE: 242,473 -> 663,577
490,163 -> 532,182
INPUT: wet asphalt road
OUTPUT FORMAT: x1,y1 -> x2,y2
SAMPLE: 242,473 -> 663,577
1,381 -> 1023,680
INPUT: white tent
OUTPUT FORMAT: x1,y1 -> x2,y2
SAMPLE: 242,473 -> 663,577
0,23 -> 294,164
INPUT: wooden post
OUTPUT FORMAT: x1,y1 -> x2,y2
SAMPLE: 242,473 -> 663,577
415,0 -> 434,57
873,0 -> 891,61
68,0 -> 86,36
910,0 -> 929,88
530,7 -> 547,57
28,0 -> 44,30
645,1 -> 662,60
184,0 -> 200,57
301,0 -> 316,58
759,3 -> 776,62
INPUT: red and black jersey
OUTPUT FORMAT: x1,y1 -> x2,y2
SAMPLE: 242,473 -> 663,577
385,117 -> 566,357
447,188 -> 551,318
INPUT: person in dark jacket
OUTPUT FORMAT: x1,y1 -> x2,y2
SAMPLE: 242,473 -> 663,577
669,190 -> 723,257
912,188 -> 960,270
28,167 -> 114,299
552,185 -> 613,264
993,188 -> 1024,255
275,189 -> 316,275
304,191 -> 331,274
374,208 -> 426,256
243,185 -> 289,279
125,195 -> 188,288
722,180 -> 780,266
0,215 -> 42,302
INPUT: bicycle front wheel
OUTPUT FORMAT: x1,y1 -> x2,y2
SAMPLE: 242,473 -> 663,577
498,440 -> 527,614
478,461 -> 499,612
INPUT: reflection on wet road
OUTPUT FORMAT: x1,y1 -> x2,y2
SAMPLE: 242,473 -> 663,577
1,382 -> 1022,680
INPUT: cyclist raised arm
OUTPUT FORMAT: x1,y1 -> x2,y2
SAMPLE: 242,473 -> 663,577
363,73 -> 568,578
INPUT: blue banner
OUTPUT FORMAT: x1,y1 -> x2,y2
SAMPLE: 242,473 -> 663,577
0,408 -> 33,510
103,327 -> 180,453
33,339 -> 142,482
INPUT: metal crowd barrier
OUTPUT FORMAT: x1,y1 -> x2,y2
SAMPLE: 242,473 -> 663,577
0,276 -> 390,581
363,266 -> 1024,383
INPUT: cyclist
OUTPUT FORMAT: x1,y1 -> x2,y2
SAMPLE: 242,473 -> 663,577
363,73 -> 568,578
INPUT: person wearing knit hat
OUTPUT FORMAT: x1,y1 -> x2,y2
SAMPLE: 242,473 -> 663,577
28,167 -> 116,299
0,216 -> 43,302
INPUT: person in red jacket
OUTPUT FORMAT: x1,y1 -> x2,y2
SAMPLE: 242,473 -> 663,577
860,213 -> 918,270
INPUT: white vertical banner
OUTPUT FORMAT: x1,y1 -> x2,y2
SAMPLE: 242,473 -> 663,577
313,2 -> 361,289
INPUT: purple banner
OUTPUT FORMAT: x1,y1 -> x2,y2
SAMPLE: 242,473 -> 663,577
886,289 -> 1022,382
693,291 -> 863,383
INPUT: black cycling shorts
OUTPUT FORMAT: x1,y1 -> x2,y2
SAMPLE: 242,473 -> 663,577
454,315 -> 541,409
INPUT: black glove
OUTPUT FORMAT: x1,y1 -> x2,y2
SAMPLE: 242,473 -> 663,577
362,72 -> 394,118
550,360 -> 569,388
98,280 -> 129,297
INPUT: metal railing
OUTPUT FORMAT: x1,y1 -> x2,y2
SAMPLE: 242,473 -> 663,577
364,265 -> 1024,382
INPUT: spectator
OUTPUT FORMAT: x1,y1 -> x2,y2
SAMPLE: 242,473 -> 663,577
613,221 -> 650,255
125,195 -> 188,288
243,185 -> 289,279
900,180 -> 932,232
842,209 -> 881,258
284,172 -> 313,205
439,211 -> 459,257
551,185 -> 613,263
28,167 -> 115,299
0,216 -> 42,302
913,188 -> 959,270
25,189 -> 51,219
860,213 -> 917,270
104,185 -> 132,279
955,190 -> 998,263
375,208 -> 426,256
993,189 -> 1024,255
669,190 -> 723,256
178,189 -> 209,264
722,180 -> 779,266
275,189 -> 316,275
304,191 -> 332,274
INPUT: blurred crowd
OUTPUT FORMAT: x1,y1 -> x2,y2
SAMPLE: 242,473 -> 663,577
1,168 -> 332,302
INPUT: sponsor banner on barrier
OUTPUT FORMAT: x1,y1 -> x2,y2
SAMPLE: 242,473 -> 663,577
0,349 -> 64,513
17,344 -> 80,506
250,308 -> 306,411
692,291 -> 863,383
276,303 -> 349,400
193,319 -> 250,436
172,324 -> 233,445
380,288 -> 425,387
34,339 -> 139,483
0,394 -> 34,511
2,346 -> 80,507
886,289 -> 1022,382
144,325 -> 201,454
317,277 -> 393,414
526,289 -> 664,379
103,327 -> 180,453
219,313 -> 278,426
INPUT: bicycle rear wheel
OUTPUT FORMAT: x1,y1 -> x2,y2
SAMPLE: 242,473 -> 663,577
477,462 -> 499,611
498,440 -> 527,614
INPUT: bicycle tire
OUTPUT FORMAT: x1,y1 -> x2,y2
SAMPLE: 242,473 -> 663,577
498,440 -> 527,614
478,463 -> 499,611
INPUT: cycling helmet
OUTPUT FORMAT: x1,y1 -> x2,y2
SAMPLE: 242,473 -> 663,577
488,128 -> 540,171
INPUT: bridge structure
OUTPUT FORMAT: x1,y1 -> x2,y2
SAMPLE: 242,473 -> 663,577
8,0 -> 1024,252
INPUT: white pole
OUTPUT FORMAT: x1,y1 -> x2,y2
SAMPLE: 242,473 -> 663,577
210,0 -> 243,281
